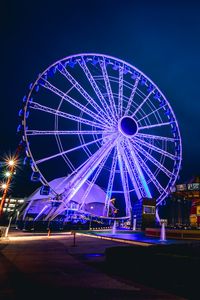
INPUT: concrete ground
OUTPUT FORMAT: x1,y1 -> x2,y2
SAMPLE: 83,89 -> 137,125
0,230 -> 186,300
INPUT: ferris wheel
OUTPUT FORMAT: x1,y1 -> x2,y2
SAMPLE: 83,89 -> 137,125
20,53 -> 182,220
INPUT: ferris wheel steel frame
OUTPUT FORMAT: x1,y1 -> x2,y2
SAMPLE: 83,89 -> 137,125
20,53 -> 182,222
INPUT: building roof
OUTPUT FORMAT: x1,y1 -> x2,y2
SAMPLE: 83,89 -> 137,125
27,177 -> 106,205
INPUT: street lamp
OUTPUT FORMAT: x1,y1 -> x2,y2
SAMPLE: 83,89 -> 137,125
1,183 -> 7,190
5,171 -> 11,178
0,156 -> 18,216
8,160 -> 15,166
0,144 -> 23,217
7,159 -> 16,167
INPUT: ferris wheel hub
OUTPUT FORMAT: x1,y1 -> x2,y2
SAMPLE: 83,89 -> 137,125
118,116 -> 138,138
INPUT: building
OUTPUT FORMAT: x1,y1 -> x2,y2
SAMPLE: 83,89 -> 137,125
160,176 -> 200,227
19,176 -> 114,222
0,196 -> 25,215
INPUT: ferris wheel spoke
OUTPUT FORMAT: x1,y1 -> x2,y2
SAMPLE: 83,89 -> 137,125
62,154 -> 74,173
117,144 -> 132,216
54,116 -> 76,173
133,148 -> 165,194
79,149 -> 111,210
26,129 -> 113,136
137,104 -> 167,123
57,63 -> 111,125
49,138 -> 117,220
138,121 -> 172,131
136,132 -> 177,143
134,137 -> 177,160
131,89 -> 155,118
29,101 -> 106,129
118,65 -> 124,118
36,135 -> 106,165
124,76 -> 140,115
122,164 -> 132,217
99,58 -> 117,120
132,141 -> 173,178
55,150 -> 103,191
78,58 -> 114,123
39,78 -> 107,126
69,136 -> 117,189
103,148 -> 118,217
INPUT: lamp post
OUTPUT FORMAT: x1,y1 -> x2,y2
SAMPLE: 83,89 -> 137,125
5,216 -> 12,238
89,215 -> 92,230
0,143 -> 23,220
0,158 -> 17,216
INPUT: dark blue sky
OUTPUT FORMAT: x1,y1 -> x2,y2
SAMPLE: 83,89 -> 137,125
1,0 -> 200,195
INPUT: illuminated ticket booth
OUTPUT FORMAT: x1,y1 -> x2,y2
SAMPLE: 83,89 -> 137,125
142,198 -> 156,229
132,198 -> 156,229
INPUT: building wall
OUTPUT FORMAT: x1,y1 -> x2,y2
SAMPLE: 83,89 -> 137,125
0,197 -> 25,214
158,196 -> 192,226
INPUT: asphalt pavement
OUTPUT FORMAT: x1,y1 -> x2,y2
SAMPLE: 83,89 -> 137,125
0,230 -> 186,300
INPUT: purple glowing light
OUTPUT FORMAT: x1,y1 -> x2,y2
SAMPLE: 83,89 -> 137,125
21,53 -> 182,221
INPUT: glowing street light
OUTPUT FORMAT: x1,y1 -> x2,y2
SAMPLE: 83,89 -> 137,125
0,147 -> 22,217
5,171 -> 11,178
8,159 -> 15,167
0,157 -> 17,215
1,183 -> 7,190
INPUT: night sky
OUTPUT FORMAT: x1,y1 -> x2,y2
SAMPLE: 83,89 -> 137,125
1,0 -> 200,196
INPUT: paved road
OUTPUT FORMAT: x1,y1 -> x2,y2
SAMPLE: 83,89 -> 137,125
0,232 -> 186,300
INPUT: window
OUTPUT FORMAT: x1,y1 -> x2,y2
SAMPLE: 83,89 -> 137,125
143,205 -> 155,214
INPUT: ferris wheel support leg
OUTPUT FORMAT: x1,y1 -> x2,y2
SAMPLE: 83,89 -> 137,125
43,200 -> 68,221
22,199 -> 35,221
49,138 -> 117,221
119,141 -> 153,223
117,144 -> 132,217
34,205 -> 48,221
127,140 -> 152,199
119,143 -> 143,200
103,148 -> 118,217
79,152 -> 110,211
103,204 -> 109,218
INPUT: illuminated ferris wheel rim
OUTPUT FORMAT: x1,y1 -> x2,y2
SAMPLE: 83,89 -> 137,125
26,52 -> 177,101
22,53 -> 182,219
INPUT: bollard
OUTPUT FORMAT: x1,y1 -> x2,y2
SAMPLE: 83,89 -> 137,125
47,229 -> 51,237
71,231 -> 77,247
5,217 -> 12,238
133,215 -> 137,231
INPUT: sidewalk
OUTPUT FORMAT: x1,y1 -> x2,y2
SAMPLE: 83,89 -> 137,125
0,231 -> 186,300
